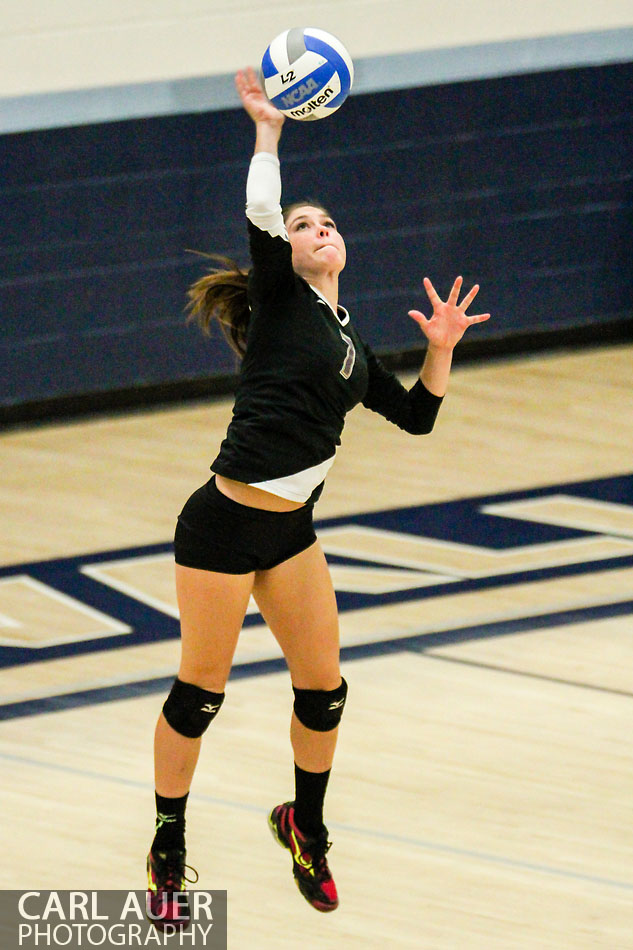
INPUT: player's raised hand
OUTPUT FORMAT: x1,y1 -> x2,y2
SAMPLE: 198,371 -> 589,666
235,67 -> 285,128
409,276 -> 490,350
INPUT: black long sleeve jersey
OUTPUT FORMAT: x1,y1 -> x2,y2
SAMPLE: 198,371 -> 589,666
211,219 -> 443,504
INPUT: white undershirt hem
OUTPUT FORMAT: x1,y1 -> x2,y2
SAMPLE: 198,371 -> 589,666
249,454 -> 336,502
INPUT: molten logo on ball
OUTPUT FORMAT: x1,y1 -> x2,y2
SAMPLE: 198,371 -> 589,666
289,87 -> 335,119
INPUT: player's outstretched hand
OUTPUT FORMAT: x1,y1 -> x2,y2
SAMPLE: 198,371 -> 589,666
235,67 -> 285,128
408,276 -> 490,350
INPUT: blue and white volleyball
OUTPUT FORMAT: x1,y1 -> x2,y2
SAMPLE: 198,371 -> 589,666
261,28 -> 354,121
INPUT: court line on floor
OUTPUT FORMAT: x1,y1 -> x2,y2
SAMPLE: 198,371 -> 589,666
418,651 -> 633,698
1,749 -> 631,893
334,822 -> 633,893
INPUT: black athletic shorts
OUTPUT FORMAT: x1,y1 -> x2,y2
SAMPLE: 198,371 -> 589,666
174,476 -> 317,574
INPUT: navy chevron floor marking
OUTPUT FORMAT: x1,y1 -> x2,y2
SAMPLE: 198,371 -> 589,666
1,472 -> 632,720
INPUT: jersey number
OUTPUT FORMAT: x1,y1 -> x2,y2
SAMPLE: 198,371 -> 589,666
338,330 -> 356,380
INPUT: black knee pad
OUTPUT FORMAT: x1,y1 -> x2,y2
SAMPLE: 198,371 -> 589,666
162,678 -> 225,738
292,677 -> 348,732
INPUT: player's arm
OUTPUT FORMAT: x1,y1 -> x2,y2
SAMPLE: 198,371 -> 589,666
362,341 -> 443,435
235,66 -> 296,303
236,67 -> 288,242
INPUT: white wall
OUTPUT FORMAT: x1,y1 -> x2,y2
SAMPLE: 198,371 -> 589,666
2,0 -> 633,97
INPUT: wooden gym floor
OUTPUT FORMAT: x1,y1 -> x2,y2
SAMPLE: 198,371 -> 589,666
1,342 -> 632,948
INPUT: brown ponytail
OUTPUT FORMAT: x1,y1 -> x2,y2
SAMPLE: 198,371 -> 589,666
187,201 -> 331,357
186,254 -> 250,358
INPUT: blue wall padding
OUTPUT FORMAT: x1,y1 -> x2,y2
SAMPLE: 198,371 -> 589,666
1,62 -> 631,408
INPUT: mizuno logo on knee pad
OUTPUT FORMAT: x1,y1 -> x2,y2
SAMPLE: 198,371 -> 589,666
293,678 -> 348,732
162,678 -> 225,738
328,699 -> 346,710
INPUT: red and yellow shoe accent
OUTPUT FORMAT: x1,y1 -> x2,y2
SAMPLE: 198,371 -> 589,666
268,802 -> 339,912
146,848 -> 198,931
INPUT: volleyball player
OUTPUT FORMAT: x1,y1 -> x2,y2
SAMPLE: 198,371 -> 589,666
146,66 -> 490,926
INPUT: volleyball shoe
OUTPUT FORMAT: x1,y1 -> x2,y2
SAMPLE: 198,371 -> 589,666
146,847 -> 198,930
268,802 -> 338,912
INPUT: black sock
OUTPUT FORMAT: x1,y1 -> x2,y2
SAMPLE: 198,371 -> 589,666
152,792 -> 189,852
293,765 -> 331,838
